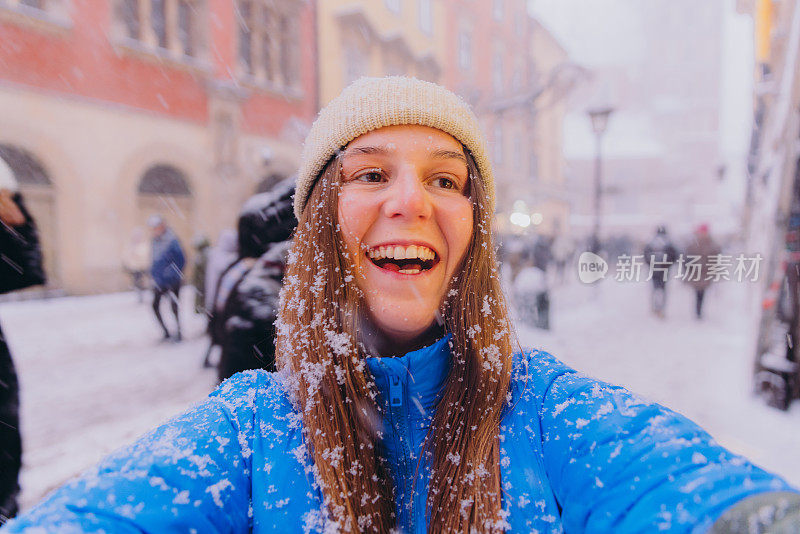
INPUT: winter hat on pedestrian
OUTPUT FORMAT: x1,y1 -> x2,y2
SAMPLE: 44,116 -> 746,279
147,214 -> 164,228
0,157 -> 18,192
294,76 -> 495,219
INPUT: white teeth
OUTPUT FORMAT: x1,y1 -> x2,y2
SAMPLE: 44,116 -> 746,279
366,245 -> 436,261
399,268 -> 421,275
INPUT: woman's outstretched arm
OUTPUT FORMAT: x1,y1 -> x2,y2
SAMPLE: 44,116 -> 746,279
528,350 -> 798,532
2,374 -> 259,533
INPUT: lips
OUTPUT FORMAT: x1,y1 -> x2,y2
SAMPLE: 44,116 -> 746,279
366,243 -> 439,275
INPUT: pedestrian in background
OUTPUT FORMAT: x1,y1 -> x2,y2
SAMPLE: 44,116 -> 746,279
686,223 -> 722,320
121,227 -> 149,303
644,225 -> 679,318
0,159 -> 45,524
215,179 -> 296,381
190,234 -> 210,315
201,229 -> 238,368
147,215 -> 185,342
551,233 -> 572,285
513,248 -> 550,329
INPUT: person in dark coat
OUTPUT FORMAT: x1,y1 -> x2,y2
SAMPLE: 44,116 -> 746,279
215,179 -> 296,381
644,225 -> 679,318
148,216 -> 185,342
0,161 -> 45,524
200,229 -> 238,368
685,223 -> 722,320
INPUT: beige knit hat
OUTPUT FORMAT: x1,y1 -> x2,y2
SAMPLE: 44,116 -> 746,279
294,76 -> 495,218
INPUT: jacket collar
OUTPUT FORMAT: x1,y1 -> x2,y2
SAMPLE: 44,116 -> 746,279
365,334 -> 452,416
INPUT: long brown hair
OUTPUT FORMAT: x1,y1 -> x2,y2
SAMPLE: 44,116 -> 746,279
276,145 -> 515,532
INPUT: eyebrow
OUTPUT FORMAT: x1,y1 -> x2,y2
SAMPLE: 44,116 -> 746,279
430,149 -> 468,164
343,145 -> 468,164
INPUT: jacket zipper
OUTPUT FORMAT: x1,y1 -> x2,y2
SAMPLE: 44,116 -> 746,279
385,368 -> 415,533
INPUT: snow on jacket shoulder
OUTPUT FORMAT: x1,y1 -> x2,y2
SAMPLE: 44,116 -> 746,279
3,342 -> 796,533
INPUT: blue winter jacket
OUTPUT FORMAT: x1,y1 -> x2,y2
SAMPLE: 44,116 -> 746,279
4,336 -> 795,533
150,229 -> 185,290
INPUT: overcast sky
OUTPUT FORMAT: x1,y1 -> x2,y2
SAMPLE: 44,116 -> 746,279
528,0 -> 646,66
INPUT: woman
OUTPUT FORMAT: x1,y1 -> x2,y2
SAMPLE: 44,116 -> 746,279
3,77 -> 798,533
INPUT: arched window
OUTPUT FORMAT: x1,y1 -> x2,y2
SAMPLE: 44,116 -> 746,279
138,164 -> 191,196
0,145 -> 52,186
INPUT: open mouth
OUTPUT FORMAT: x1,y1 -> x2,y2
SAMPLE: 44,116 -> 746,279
366,244 -> 439,275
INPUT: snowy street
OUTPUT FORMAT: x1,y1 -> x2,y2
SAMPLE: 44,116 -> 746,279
1,275 -> 799,513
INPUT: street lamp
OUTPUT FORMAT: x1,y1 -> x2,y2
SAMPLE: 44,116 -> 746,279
587,106 -> 614,254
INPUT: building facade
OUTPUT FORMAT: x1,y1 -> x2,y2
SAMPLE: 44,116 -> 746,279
0,0 -> 317,294
440,0 -> 570,237
316,0 -> 443,106
738,0 -> 800,405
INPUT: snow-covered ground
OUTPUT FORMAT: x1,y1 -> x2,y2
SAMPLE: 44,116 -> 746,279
0,276 -> 798,514
0,290 -> 217,511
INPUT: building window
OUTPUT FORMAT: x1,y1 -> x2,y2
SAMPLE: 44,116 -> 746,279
418,0 -> 432,34
511,56 -> 523,91
384,0 -> 401,14
120,0 -> 140,40
492,49 -> 504,94
151,0 -> 167,48
0,145 -> 52,186
115,0 -> 205,59
492,0 -> 503,22
177,0 -> 196,56
237,0 -> 253,71
236,0 -> 300,90
279,13 -> 297,87
0,0 -> 71,26
139,164 -> 191,196
457,29 -> 471,71
493,123 -> 504,166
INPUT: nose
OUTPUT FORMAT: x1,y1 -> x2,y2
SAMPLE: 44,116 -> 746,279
382,165 -> 432,220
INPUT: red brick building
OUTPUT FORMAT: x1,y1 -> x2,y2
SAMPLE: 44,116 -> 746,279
0,0 -> 317,293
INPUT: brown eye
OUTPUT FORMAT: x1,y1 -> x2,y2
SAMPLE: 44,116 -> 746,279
354,170 -> 385,183
430,176 -> 457,190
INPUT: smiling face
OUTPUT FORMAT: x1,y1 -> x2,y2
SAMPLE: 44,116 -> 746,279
337,125 -> 474,347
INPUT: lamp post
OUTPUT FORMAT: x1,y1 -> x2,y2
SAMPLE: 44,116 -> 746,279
587,106 -> 614,254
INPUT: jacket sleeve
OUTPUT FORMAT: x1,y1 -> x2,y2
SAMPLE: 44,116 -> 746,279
529,350 -> 796,532
1,373 -> 261,533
